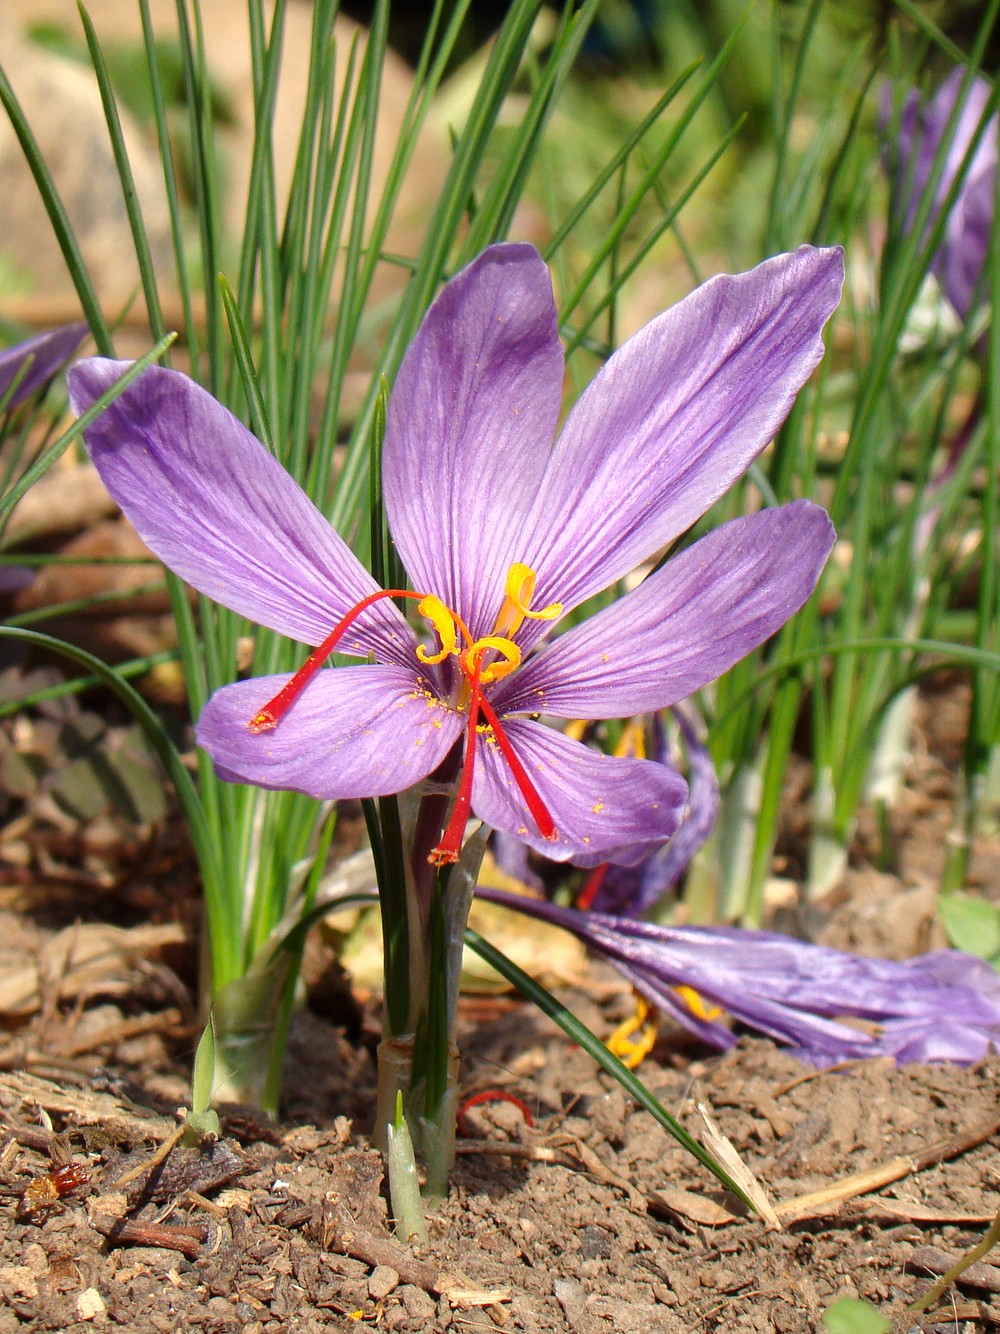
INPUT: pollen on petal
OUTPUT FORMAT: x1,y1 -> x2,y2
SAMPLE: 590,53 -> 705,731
592,801 -> 604,813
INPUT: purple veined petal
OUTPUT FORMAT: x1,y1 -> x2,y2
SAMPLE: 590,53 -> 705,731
490,831 -> 545,892
382,244 -> 565,640
639,924 -> 1000,1026
585,706 -> 720,916
0,323 -> 88,408
890,71 -> 996,229
512,246 -> 844,627
924,69 -> 997,199
68,359 -> 415,666
196,665 -> 464,799
495,502 -> 834,719
608,956 -> 738,1050
870,1018 -> 996,1065
910,949 -> 1000,1009
470,718 -> 687,864
474,887 -> 884,1058
888,68 -> 997,324
935,163 -> 994,320
614,957 -> 881,1061
473,887 -> 1000,1065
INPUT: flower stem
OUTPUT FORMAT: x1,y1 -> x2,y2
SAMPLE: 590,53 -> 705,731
372,816 -> 488,1198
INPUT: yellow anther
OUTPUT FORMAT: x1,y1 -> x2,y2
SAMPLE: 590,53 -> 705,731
463,636 -> 521,684
614,719 -> 647,761
674,984 -> 723,1022
493,562 -> 563,639
607,994 -> 658,1069
416,595 -> 461,664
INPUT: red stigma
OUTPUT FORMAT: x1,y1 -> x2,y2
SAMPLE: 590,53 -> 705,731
248,584 -> 558,860
577,862 -> 608,911
429,664 -> 483,866
247,588 -> 419,732
470,681 -> 557,842
429,657 -> 558,865
456,1089 -> 535,1138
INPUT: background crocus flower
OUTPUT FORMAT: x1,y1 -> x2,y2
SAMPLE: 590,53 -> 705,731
476,886 -> 1000,1065
574,706 -> 720,914
0,322 -> 88,410
68,243 -> 842,866
889,68 -> 997,322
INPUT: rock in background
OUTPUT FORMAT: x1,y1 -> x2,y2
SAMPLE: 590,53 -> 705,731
0,0 -> 445,319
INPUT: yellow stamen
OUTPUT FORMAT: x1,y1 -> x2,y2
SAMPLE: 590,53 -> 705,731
614,719 -> 647,761
674,984 -> 723,1022
607,994 -> 658,1069
493,562 -> 563,639
463,636 -> 521,684
415,594 -> 463,663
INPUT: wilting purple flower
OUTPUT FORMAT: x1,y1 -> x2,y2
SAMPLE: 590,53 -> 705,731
68,244 -> 841,865
476,886 -> 1000,1065
0,323 -> 88,410
889,68 -> 997,321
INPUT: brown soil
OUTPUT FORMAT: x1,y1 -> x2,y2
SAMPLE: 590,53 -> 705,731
1,684 -> 999,1333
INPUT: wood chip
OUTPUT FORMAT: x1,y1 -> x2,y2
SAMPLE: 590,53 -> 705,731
696,1102 -> 780,1229
0,1069 -> 175,1143
775,1115 -> 1000,1222
0,922 -> 185,1017
647,1184 -> 738,1227
910,1244 -> 1000,1295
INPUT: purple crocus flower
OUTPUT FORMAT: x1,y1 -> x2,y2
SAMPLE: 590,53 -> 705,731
890,68 -> 997,321
476,886 -> 1000,1065
0,323 -> 88,410
67,243 -> 841,866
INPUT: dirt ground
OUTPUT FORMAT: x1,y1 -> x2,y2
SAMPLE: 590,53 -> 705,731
1,681 -> 999,1334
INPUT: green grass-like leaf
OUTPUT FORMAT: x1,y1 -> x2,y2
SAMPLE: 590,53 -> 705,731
464,927 -> 756,1212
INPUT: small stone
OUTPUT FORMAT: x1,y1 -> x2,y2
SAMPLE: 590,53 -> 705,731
368,1265 -> 400,1301
401,1285 -> 437,1319
76,1288 -> 106,1321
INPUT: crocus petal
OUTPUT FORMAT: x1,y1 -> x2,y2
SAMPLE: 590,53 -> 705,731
68,359 -> 414,665
0,322 -> 87,408
609,954 -> 882,1060
889,68 -> 997,322
932,68 -> 997,184
514,247 -> 844,622
586,706 -> 720,915
471,719 -> 687,864
936,163 -> 994,319
490,831 -> 545,892
872,1018 -> 994,1065
496,502 -> 833,719
196,665 -> 463,798
0,565 -> 36,595
475,889 -> 1000,1066
382,244 -> 565,638
895,69 -> 997,219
